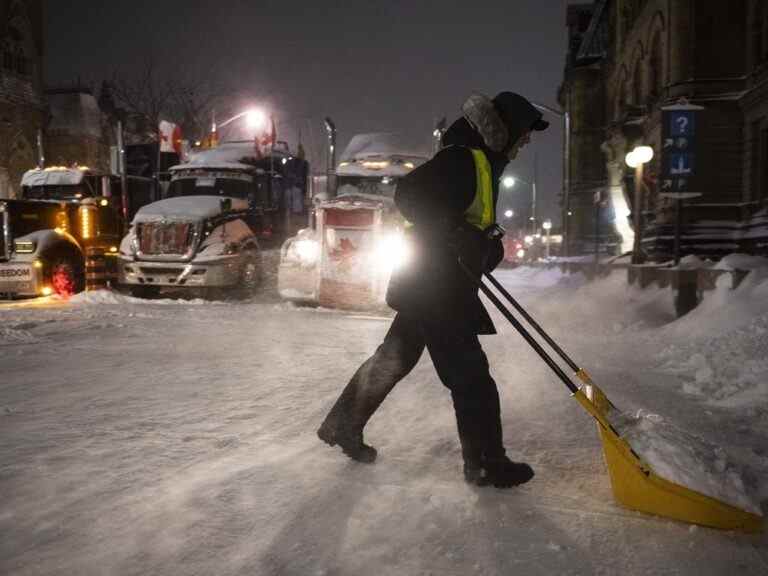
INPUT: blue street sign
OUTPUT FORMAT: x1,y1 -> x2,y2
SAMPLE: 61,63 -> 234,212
668,153 -> 695,176
669,111 -> 696,137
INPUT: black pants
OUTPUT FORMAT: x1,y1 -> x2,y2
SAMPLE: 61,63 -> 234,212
321,312 -> 505,466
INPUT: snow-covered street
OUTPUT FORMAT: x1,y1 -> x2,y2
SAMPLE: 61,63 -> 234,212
2,253 -> 767,575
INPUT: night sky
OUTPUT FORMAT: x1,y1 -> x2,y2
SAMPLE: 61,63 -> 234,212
45,0 -> 570,225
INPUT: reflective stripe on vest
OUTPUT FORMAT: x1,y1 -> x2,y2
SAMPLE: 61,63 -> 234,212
465,148 -> 494,231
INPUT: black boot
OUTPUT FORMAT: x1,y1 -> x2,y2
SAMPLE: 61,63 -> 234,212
317,419 -> 377,463
465,456 -> 534,488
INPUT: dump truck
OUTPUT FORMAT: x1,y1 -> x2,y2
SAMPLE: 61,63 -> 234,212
0,166 -> 156,298
278,133 -> 428,309
118,140 -> 308,298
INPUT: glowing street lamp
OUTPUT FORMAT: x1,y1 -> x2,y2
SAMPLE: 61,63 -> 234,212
625,145 -> 654,264
542,219 -> 552,259
215,107 -> 268,136
504,209 -> 514,219
502,173 -> 537,233
245,109 -> 266,131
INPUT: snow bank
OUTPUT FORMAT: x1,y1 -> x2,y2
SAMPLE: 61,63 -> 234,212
609,408 -> 762,515
713,253 -> 768,271
502,262 -> 768,409
69,290 -> 210,306
656,268 -> 768,407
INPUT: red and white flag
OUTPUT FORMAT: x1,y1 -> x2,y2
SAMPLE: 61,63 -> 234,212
159,120 -> 183,154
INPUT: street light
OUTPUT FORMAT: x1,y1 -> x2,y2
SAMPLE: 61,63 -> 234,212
502,176 -> 516,189
502,172 -> 536,233
504,209 -> 514,219
625,145 -> 654,264
245,109 -> 266,131
217,108 -> 267,130
542,219 -> 552,259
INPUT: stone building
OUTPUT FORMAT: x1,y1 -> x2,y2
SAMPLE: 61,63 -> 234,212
0,0 -> 43,198
560,0 -> 768,260
44,86 -> 114,173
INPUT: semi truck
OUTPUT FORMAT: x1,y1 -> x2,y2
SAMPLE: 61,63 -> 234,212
0,166 -> 156,298
277,133 -> 428,309
118,140 -> 308,298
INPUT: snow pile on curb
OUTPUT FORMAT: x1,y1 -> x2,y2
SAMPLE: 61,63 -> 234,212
69,289 -> 210,306
609,408 -> 762,515
656,268 -> 768,406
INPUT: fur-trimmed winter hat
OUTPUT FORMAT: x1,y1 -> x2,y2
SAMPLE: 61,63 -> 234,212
461,91 -> 548,153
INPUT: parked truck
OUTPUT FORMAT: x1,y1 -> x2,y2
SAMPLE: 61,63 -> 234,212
0,166 -> 156,298
278,133 -> 428,309
118,140 -> 308,298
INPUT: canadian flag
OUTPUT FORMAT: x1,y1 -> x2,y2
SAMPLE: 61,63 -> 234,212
258,116 -> 276,149
159,120 -> 183,154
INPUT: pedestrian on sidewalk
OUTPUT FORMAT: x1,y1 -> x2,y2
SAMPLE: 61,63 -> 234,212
318,91 -> 549,488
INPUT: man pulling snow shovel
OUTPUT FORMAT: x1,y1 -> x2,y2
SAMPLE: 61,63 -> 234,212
318,91 -> 549,488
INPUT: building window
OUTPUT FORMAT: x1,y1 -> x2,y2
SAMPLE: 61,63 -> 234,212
633,60 -> 643,106
649,33 -> 662,100
1,26 -> 28,76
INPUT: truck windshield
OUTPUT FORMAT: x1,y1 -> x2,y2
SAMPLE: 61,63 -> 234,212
337,176 -> 397,198
167,176 -> 252,200
21,184 -> 92,201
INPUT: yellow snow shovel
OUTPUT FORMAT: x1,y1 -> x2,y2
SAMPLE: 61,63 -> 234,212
462,263 -> 763,533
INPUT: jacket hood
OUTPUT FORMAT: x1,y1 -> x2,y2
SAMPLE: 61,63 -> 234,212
441,117 -> 508,170
446,92 -> 547,157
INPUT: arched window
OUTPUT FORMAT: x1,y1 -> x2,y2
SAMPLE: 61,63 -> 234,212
2,26 -> 28,76
649,32 -> 663,100
617,69 -> 629,118
633,59 -> 644,106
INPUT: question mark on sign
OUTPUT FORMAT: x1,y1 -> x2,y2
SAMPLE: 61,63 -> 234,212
676,116 -> 689,134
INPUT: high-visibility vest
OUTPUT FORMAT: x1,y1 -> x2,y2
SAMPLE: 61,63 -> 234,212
465,148 -> 494,231
402,147 -> 494,230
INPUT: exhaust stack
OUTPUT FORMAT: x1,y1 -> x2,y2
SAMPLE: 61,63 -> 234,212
324,117 -> 337,197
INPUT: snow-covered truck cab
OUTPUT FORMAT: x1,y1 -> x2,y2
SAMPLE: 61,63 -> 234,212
118,142 -> 278,298
278,133 -> 428,309
0,166 -> 156,298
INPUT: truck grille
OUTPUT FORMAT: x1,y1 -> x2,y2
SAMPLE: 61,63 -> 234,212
137,222 -> 195,256
0,206 -> 9,261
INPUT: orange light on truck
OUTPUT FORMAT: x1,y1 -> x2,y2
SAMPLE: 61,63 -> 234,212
41,286 -> 53,296
79,205 -> 95,240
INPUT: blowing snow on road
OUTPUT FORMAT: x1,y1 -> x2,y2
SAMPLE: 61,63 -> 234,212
1,254 -> 767,575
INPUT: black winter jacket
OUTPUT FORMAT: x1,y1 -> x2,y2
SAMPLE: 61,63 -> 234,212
386,118 -> 509,335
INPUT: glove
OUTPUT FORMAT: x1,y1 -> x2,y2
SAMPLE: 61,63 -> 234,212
448,225 -> 492,274
486,237 -> 504,272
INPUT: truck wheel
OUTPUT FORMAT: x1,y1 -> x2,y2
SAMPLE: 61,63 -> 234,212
50,258 -> 84,297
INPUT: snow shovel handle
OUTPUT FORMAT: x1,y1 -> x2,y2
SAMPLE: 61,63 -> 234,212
457,259 -> 579,395
483,271 -> 581,375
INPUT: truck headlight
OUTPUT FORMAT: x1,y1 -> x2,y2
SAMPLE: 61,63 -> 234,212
13,240 -> 35,253
375,231 -> 411,272
293,239 -> 320,264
